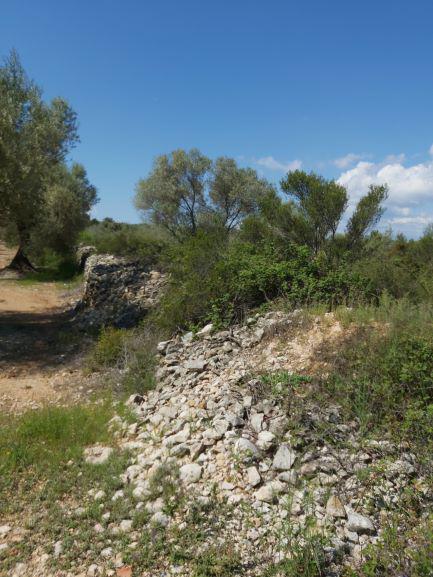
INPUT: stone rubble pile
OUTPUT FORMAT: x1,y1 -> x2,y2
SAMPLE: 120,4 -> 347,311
3,312 -> 430,577
73,254 -> 166,329
105,311 -> 429,575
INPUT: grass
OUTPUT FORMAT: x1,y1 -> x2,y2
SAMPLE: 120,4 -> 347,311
87,320 -> 166,394
2,295 -> 433,576
258,298 -> 433,577
0,401 -> 116,511
15,270 -> 83,287
344,514 -> 433,577
0,400 -> 133,572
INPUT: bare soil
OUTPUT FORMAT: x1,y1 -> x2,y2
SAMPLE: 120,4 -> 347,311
0,278 -> 95,414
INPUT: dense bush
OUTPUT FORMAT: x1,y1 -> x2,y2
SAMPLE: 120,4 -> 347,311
80,219 -> 169,265
156,231 -> 371,331
352,230 -> 433,302
319,299 -> 433,463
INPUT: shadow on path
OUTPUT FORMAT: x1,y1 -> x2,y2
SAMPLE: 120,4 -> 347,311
0,301 -> 80,375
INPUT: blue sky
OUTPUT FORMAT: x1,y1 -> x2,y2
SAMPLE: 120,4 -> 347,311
2,0 -> 433,236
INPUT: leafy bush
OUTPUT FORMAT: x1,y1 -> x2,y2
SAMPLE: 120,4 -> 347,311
155,229 -> 229,330
80,219 -> 169,264
88,322 -> 164,394
88,326 -> 126,369
320,299 -> 433,460
157,233 -> 370,331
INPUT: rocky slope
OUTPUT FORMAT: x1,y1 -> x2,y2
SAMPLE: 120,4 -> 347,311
4,311 -> 429,577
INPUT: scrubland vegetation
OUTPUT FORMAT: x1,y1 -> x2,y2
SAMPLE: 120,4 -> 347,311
79,149 -> 433,575
1,51 -> 433,576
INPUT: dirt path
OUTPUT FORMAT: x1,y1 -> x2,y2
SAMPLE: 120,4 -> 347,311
0,279 -> 92,414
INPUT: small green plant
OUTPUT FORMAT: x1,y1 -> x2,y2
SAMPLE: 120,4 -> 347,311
88,326 -> 126,369
259,371 -> 312,413
191,546 -> 242,577
87,321 -> 164,394
266,491 -> 328,577
346,515 -> 433,577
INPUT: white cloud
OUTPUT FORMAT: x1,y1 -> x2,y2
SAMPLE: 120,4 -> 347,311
429,144 -> 433,156
393,206 -> 411,216
386,215 -> 433,226
384,153 -> 406,164
337,158 -> 433,206
333,153 -> 364,169
256,156 -> 302,173
336,148 -> 433,236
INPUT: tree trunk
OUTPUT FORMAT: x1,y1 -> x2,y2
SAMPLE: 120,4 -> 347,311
7,246 -> 36,272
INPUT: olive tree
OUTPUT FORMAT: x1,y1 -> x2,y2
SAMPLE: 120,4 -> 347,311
135,149 -> 211,239
31,163 -> 98,256
0,50 -> 78,269
135,149 -> 273,239
209,157 -> 275,231
280,170 -> 348,254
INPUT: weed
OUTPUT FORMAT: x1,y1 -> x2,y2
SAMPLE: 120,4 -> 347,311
87,320 -> 165,395
88,326 -> 127,369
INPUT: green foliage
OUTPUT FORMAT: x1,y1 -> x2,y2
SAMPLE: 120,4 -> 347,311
17,249 -> 80,281
352,229 -> 433,302
29,163 -> 98,257
155,228 -> 229,330
0,402 -> 114,481
280,170 -> 348,254
347,515 -> 433,577
191,547 -> 242,577
209,156 -> 275,230
135,148 -> 212,237
88,323 -> 163,394
265,492 -> 328,577
346,184 -> 388,251
323,298 -> 433,454
0,50 -> 81,254
88,326 -> 126,369
135,148 -> 273,239
80,219 -> 168,265
157,230 -> 370,331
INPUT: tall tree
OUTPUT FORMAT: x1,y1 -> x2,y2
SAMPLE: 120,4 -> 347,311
0,50 -> 78,269
280,170 -> 348,254
346,184 -> 389,249
135,149 -> 211,239
31,163 -> 98,256
135,149 -> 273,239
209,157 -> 274,230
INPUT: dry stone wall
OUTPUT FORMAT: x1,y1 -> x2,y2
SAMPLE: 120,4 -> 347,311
73,254 -> 166,329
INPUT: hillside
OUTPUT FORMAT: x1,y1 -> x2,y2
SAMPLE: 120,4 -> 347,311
1,269 -> 432,576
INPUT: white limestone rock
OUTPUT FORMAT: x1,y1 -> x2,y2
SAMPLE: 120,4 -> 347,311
272,444 -> 296,471
180,463 -> 202,484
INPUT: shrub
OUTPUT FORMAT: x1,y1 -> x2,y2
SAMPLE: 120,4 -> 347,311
157,234 -> 369,331
320,299 -> 433,462
80,220 -> 169,264
155,229 -> 229,330
88,326 -> 126,369
88,322 -> 164,394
